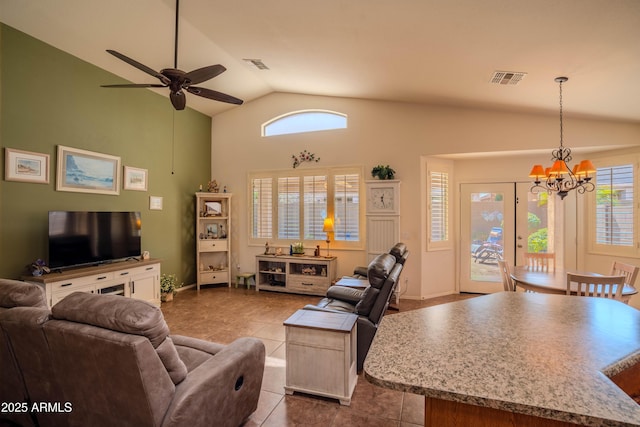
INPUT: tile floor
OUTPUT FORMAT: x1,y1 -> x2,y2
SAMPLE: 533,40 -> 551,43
161,286 -> 476,426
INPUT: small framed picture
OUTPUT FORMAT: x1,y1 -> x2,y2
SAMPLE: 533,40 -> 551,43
149,196 -> 163,210
206,224 -> 219,238
4,148 -> 50,184
123,166 -> 148,191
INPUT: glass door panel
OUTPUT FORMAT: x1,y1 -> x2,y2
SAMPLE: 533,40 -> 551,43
515,183 -> 563,268
460,183 -> 515,293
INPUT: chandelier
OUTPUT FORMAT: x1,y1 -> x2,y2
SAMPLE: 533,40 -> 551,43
529,77 -> 595,200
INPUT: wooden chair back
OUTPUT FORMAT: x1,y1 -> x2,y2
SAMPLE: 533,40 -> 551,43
566,273 -> 625,301
497,260 -> 515,292
609,261 -> 639,287
524,252 -> 555,272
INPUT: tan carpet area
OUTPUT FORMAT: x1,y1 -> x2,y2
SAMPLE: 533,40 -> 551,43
161,286 -> 475,426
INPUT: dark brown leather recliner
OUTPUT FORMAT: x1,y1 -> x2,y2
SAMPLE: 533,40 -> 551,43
305,251 -> 404,371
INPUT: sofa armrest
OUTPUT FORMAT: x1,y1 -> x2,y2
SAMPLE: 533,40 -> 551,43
162,337 -> 265,427
326,285 -> 365,304
353,266 -> 368,278
171,334 -> 225,355
171,335 -> 226,372
303,303 -> 353,314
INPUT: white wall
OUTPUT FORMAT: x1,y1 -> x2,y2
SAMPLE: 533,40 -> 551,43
211,92 -> 640,301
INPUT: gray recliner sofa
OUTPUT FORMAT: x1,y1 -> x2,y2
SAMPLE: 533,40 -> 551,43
0,278 -> 48,427
304,244 -> 407,371
0,286 -> 265,427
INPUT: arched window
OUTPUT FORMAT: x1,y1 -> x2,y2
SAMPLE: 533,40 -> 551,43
262,110 -> 347,137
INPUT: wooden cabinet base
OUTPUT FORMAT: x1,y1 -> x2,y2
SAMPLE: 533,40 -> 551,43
425,398 -> 574,427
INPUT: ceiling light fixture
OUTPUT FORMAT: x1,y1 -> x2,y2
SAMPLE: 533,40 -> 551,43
529,77 -> 595,200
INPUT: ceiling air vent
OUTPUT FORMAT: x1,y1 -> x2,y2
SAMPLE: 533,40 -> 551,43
490,71 -> 527,85
243,59 -> 269,70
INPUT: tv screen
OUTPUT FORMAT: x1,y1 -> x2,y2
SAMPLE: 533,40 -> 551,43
48,211 -> 142,269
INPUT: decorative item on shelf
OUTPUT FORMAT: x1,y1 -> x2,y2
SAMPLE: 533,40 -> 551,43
204,201 -> 222,216
29,259 -> 50,277
207,180 -> 219,193
265,242 -> 270,255
292,242 -> 305,255
323,217 -> 335,257
292,150 -> 320,168
275,247 -> 283,256
314,245 -> 320,257
371,164 -> 396,180
302,267 -> 317,275
529,77 -> 596,200
160,273 -> 180,302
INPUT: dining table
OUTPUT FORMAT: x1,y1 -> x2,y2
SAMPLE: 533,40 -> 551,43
510,265 -> 638,303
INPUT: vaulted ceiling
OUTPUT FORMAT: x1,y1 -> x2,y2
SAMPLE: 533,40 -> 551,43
2,0 -> 639,122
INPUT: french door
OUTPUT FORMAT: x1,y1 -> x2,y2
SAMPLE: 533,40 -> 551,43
459,183 -> 557,293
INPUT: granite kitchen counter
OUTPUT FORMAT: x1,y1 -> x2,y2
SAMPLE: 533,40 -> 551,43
364,292 -> 640,426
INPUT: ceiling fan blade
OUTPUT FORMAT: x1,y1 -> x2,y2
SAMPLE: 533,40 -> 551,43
184,65 -> 226,85
170,90 -> 187,110
101,84 -> 167,88
106,50 -> 170,85
186,86 -> 243,105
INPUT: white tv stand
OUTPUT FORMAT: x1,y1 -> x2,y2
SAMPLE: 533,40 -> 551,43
24,258 -> 161,308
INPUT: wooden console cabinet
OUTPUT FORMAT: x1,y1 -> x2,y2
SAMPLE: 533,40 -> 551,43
256,255 -> 336,296
24,259 -> 161,307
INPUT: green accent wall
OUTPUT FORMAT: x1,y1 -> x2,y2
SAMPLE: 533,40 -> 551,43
0,24 -> 211,284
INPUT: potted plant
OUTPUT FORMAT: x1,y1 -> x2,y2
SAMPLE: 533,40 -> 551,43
29,258 -> 50,277
371,165 -> 396,180
160,273 -> 179,302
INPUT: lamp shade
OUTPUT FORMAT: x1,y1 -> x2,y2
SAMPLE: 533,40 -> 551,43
549,159 -> 569,176
579,159 -> 596,174
529,165 -> 545,179
322,217 -> 335,233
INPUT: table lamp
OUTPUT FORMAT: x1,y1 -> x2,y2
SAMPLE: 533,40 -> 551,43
322,217 -> 334,257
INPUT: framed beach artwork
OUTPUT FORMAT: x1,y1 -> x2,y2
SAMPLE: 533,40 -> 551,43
4,148 -> 50,184
123,166 -> 148,191
56,145 -> 121,195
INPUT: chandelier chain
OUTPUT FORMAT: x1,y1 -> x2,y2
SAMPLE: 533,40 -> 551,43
558,80 -> 563,149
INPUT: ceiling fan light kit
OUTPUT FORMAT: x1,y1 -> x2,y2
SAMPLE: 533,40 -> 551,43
101,0 -> 242,110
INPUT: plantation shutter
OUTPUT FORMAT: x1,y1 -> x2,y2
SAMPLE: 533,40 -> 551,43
595,164 -> 634,247
303,175 -> 328,239
278,177 -> 300,239
334,173 -> 360,241
251,177 -> 273,239
430,171 -> 449,243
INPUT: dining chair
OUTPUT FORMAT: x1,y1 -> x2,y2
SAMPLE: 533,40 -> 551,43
609,261 -> 639,287
497,260 -> 516,292
524,252 -> 555,272
566,273 -> 625,301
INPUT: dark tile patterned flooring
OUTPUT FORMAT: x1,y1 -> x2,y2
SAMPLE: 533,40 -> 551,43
161,286 -> 476,426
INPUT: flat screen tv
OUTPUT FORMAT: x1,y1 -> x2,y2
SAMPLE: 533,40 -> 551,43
48,211 -> 142,270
